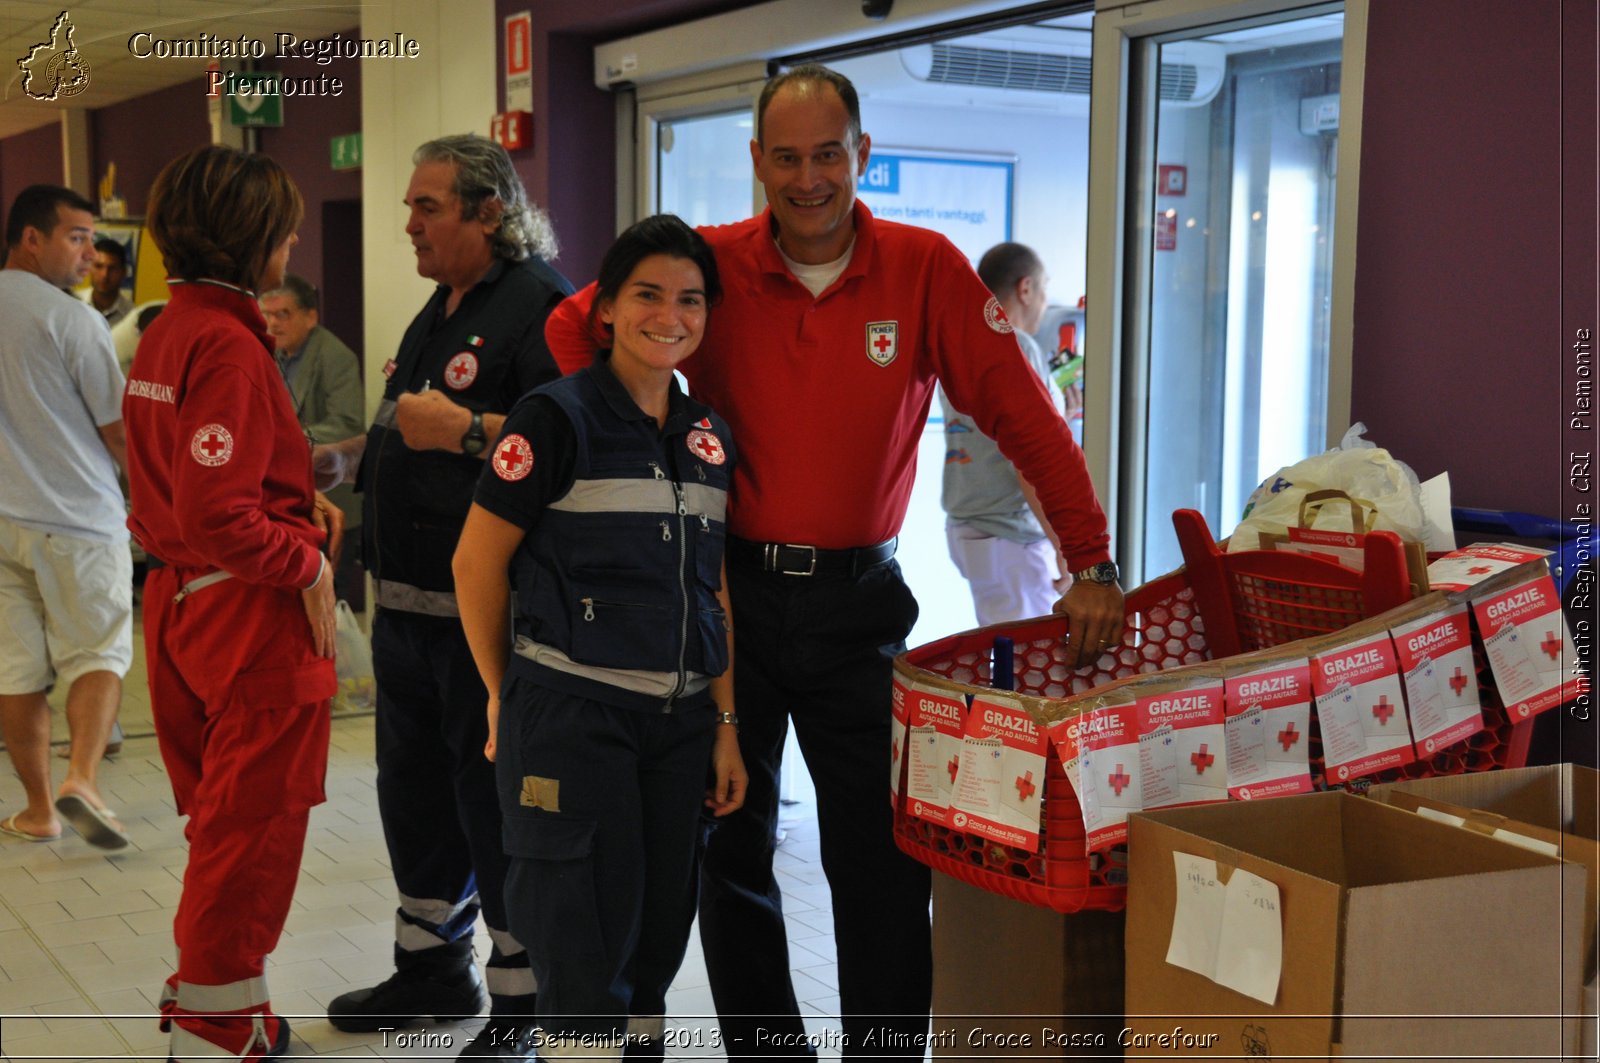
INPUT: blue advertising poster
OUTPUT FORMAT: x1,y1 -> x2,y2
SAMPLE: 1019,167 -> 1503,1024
857,151 -> 1014,265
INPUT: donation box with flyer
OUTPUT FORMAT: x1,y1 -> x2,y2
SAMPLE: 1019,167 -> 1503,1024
1124,791 -> 1583,1060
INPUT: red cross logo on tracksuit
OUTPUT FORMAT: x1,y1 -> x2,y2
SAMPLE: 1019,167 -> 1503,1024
492,434 -> 533,482
687,429 -> 725,466
444,352 -> 479,390
1107,764 -> 1131,796
190,424 -> 234,467
1277,721 -> 1300,751
1190,744 -> 1215,774
865,321 -> 898,366
1372,695 -> 1395,725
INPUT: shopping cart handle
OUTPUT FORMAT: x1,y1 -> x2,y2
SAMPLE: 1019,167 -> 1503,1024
1451,507 -> 1575,540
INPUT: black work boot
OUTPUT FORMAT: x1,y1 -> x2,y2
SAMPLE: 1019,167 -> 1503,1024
327,940 -> 487,1032
455,991 -> 538,1059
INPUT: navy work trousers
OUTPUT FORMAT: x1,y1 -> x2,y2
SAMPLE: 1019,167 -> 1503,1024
372,608 -> 511,941
699,557 -> 932,1061
496,678 -> 715,1045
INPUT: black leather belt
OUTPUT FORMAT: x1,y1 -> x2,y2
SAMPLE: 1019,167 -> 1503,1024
727,536 -> 897,578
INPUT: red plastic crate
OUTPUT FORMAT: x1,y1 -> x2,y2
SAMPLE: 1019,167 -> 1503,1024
892,570 -> 1537,914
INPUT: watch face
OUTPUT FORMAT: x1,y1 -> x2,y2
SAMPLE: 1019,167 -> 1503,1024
1078,561 -> 1120,584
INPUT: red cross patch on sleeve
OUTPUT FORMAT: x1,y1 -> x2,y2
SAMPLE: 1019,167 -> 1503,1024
493,433 -> 534,481
983,297 -> 1013,334
190,424 -> 234,467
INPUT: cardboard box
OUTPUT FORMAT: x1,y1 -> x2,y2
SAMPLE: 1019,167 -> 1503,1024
1367,765 -> 1599,976
1126,791 -> 1584,1059
931,873 -> 1124,1058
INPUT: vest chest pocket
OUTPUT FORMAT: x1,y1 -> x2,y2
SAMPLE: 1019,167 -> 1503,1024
568,593 -> 674,672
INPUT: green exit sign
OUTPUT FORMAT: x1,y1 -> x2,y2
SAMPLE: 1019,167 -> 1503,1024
226,74 -> 283,127
330,132 -> 363,171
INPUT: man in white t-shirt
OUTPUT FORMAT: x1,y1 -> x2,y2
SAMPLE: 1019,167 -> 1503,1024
940,242 -> 1072,624
0,185 -> 132,849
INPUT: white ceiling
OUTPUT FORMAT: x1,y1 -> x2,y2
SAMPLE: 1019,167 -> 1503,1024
1,1 -> 361,142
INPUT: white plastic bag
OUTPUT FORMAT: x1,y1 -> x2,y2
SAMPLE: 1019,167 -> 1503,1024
1230,424 -> 1428,552
333,599 -> 376,713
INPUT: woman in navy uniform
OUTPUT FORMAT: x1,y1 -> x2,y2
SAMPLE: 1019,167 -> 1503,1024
454,214 -> 746,1063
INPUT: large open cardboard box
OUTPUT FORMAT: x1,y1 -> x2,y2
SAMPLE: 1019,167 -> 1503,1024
1367,765 -> 1600,1057
1125,791 -> 1584,1060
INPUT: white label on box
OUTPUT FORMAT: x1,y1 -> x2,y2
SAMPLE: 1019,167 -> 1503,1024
1488,827 -> 1561,858
1391,604 -> 1485,756
1166,853 -> 1283,1006
1414,806 -> 1468,829
1226,660 -> 1314,799
1167,852 -> 1225,977
1213,868 -> 1284,1006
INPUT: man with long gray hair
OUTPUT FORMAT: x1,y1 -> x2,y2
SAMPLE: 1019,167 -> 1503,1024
316,134 -> 571,1060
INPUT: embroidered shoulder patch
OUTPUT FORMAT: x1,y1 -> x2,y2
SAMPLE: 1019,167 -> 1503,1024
493,434 -> 534,481
983,297 -> 1013,334
190,424 -> 234,467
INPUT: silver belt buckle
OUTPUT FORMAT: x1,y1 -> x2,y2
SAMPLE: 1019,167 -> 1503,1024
766,542 -> 817,576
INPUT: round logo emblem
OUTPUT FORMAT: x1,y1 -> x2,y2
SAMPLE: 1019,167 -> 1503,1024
444,352 -> 479,390
983,296 -> 1013,334
1425,738 -> 1436,753
1337,765 -> 1349,780
492,434 -> 534,482
1239,789 -> 1254,801
190,424 -> 234,467
951,812 -> 968,828
687,429 -> 726,466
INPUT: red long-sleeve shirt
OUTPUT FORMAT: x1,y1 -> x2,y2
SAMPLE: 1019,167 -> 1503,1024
546,202 -> 1110,568
125,281 -> 324,588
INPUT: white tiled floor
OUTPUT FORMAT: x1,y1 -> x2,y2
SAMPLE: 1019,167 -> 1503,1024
0,714 -> 842,1062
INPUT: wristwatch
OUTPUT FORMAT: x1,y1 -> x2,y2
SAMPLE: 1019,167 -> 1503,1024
1073,561 -> 1120,585
716,711 -> 739,729
460,411 -> 487,456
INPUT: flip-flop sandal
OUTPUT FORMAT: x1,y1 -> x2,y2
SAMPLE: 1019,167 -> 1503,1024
54,794 -> 130,850
0,814 -> 61,842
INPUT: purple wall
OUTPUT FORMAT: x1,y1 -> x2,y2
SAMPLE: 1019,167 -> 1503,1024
256,33 -> 364,302
0,123 -> 71,222
1350,0 -> 1570,515
91,81 -> 211,215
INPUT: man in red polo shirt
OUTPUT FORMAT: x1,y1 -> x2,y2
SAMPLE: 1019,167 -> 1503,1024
546,64 -> 1123,1062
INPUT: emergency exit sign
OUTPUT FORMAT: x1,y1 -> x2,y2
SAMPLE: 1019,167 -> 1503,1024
226,74 -> 283,127
330,132 -> 362,171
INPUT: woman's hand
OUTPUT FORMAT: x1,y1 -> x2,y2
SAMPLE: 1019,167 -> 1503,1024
705,722 -> 748,816
484,695 -> 500,763
301,556 -> 336,658
311,491 -> 345,564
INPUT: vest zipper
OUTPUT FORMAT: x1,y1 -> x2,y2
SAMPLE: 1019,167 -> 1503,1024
664,478 -> 690,712
661,521 -> 672,542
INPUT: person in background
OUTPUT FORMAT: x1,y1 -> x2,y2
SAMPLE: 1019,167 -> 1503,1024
455,214 -> 747,1063
315,134 -> 571,1059
0,185 -> 131,849
545,64 -> 1124,1062
940,241 -> 1073,624
261,274 -> 365,606
123,144 -> 340,1063
80,236 -> 133,325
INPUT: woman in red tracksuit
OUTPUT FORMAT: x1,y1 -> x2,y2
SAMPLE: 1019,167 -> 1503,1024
123,145 -> 338,1063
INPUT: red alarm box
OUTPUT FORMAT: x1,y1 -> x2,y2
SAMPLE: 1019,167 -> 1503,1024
490,111 -> 532,152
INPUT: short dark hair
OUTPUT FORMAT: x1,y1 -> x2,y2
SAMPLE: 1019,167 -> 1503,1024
588,214 -> 721,342
146,145 -> 303,291
5,185 -> 95,249
977,242 -> 1043,299
92,236 -> 128,267
756,64 -> 862,146
262,273 -> 318,313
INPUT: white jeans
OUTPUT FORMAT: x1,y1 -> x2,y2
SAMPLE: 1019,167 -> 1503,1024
945,523 -> 1060,627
